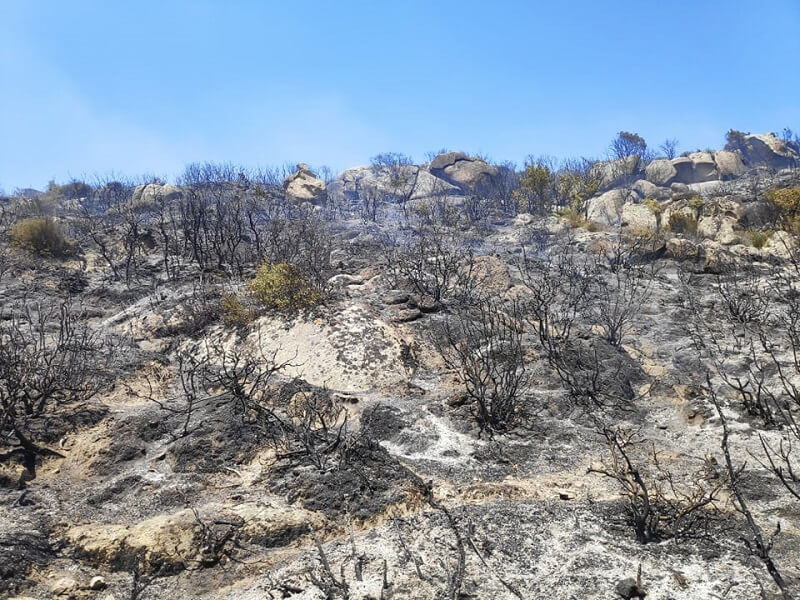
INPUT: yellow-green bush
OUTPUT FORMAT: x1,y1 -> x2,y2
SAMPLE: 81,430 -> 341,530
766,187 -> 800,225
629,226 -> 656,240
220,292 -> 255,326
667,212 -> 698,236
644,198 -> 663,230
10,218 -> 72,257
644,198 -> 662,215
688,196 -> 704,215
744,228 -> 773,249
247,262 -> 320,311
556,207 -> 600,231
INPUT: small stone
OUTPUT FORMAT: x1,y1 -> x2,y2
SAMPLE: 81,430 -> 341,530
52,577 -> 79,596
89,576 -> 107,590
328,273 -> 363,287
616,577 -> 646,599
391,308 -> 422,323
513,213 -> 535,226
417,296 -> 440,313
332,393 -> 359,404
383,291 -> 410,305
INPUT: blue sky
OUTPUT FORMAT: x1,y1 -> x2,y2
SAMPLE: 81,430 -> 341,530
1,0 -> 799,191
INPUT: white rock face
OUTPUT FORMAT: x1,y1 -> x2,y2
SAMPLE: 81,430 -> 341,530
586,189 -> 635,226
687,181 -> 725,196
283,163 -> 327,205
240,303 -> 410,393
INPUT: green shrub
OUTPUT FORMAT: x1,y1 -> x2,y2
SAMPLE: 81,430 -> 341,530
557,170 -> 600,214
515,160 -> 555,213
10,218 -> 72,257
688,196 -> 704,214
744,229 -> 773,249
220,292 -> 255,326
667,212 -> 698,236
644,198 -> 663,231
644,198 -> 662,215
247,262 -> 321,312
556,207 -> 601,231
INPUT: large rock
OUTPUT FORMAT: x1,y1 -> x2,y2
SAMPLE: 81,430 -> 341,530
698,215 -> 739,245
725,132 -> 800,170
284,163 -> 327,205
671,157 -> 695,184
632,179 -> 670,201
669,182 -> 693,200
714,150 -> 745,179
328,165 -> 461,207
592,155 -> 642,190
687,152 -> 719,182
670,153 -> 719,185
645,159 -> 677,187
586,189 -> 635,226
665,237 -> 702,261
131,183 -> 182,206
764,230 -> 797,260
621,202 -> 658,231
428,152 -> 499,195
687,180 -> 725,196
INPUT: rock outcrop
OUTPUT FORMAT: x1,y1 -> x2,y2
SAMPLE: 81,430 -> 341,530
713,150 -> 746,179
592,155 -> 642,190
621,202 -> 658,231
131,183 -> 182,206
725,132 -> 800,170
586,189 -> 635,226
632,179 -> 670,201
428,152 -> 499,195
645,159 -> 677,187
328,165 -> 460,207
284,163 -> 327,205
670,153 -> 719,184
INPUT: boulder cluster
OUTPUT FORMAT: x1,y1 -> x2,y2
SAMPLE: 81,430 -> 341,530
282,152 -> 504,208
585,132 -> 800,245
